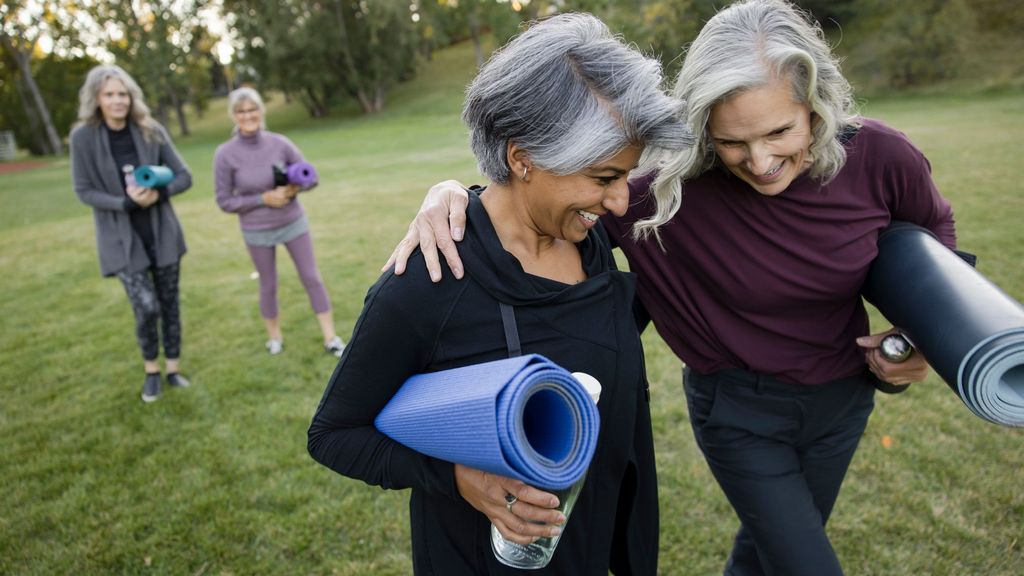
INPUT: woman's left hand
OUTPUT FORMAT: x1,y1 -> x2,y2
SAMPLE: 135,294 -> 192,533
856,328 -> 930,386
454,463 -> 565,544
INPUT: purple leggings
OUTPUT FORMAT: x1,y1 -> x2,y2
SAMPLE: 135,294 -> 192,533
246,232 -> 331,319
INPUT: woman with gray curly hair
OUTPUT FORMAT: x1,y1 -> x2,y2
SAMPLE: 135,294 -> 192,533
70,64 -> 193,403
309,12 -> 691,575
389,1 -> 960,574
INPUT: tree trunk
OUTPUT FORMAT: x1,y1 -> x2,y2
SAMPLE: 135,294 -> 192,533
0,32 -> 63,155
170,90 -> 190,136
13,74 -> 50,155
303,87 -> 328,118
468,7 -> 483,69
332,0 -> 374,114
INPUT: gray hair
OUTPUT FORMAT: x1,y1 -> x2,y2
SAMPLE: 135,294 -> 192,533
227,87 -> 267,130
463,12 -> 692,200
75,64 -> 160,142
637,0 -> 860,236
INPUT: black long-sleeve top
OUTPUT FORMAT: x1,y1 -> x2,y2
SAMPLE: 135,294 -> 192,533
308,192 -> 658,575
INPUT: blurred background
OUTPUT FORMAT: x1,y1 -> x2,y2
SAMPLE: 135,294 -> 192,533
2,1 -> 1022,575
3,0 -> 1023,158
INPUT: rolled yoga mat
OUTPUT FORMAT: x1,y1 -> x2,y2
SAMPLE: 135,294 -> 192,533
863,222 -> 1024,427
375,354 -> 600,490
133,165 -> 174,188
285,161 -> 318,187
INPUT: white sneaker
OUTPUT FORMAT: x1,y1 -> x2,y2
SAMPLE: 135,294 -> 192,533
324,336 -> 346,357
266,339 -> 284,355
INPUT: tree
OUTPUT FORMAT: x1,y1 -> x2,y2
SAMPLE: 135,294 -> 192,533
88,0 -> 211,136
224,0 -> 420,116
565,0 -> 705,77
0,0 -> 64,155
841,0 -> 975,89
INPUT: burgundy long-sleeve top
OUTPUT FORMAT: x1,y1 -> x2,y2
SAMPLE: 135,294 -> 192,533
604,118 -> 956,385
213,129 -> 312,231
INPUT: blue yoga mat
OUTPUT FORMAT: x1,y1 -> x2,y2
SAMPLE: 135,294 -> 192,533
863,222 -> 1024,427
133,165 -> 174,188
375,354 -> 600,490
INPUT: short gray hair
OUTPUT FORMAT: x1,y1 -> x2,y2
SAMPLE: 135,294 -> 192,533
75,64 -> 160,142
228,86 -> 267,130
463,12 -> 692,194
638,0 -> 860,235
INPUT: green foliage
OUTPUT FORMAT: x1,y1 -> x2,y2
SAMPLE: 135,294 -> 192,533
225,0 -> 420,116
0,49 -> 97,150
840,0 -> 974,89
84,0 -> 215,135
2,38 -> 1023,576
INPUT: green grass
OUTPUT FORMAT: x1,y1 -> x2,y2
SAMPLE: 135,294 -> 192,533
2,39 -> 1023,575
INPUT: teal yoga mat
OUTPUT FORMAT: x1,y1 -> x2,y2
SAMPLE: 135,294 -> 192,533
863,222 -> 1024,427
375,354 -> 600,490
133,165 -> 174,188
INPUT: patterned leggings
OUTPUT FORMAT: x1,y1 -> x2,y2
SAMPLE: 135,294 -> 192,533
116,262 -> 182,361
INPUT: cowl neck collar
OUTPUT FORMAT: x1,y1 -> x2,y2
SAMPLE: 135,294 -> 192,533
460,190 -> 615,306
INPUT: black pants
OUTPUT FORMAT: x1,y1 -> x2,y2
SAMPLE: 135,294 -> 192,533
683,367 -> 875,576
116,262 -> 182,361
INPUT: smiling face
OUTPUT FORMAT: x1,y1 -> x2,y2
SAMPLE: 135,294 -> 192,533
708,77 -> 814,196
232,99 -> 263,135
97,77 -> 132,129
524,145 -> 642,243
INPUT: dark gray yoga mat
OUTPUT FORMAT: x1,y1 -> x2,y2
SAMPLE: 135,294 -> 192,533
863,222 -> 1024,427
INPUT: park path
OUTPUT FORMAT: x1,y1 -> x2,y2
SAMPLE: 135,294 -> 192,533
0,160 -> 49,175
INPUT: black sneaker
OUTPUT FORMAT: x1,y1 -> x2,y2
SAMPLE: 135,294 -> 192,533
141,372 -> 162,403
167,372 -> 190,388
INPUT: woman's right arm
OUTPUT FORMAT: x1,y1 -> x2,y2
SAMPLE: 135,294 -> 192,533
307,269 -> 563,541
307,270 -> 461,495
70,128 -> 130,212
384,180 -> 472,282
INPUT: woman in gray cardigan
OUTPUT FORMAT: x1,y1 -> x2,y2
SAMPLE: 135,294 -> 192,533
70,64 -> 193,403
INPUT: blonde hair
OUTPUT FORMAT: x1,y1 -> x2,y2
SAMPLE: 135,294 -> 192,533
75,64 -> 161,142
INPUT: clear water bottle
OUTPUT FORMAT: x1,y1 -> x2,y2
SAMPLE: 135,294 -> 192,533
491,372 -> 602,569
122,164 -> 136,189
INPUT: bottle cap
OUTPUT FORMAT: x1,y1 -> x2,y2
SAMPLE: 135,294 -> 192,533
571,372 -> 601,404
880,333 -> 914,363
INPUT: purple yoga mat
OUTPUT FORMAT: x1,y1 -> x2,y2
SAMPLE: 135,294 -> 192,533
375,354 -> 600,490
285,161 -> 317,187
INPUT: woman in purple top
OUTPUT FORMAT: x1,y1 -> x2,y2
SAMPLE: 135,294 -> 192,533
213,87 -> 345,357
387,1 -> 959,574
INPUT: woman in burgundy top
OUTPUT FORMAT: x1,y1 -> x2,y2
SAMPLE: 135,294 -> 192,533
388,1 -> 958,574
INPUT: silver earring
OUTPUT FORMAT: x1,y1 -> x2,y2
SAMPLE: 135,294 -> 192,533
521,165 -> 529,181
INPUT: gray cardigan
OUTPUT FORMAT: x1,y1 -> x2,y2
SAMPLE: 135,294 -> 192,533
70,121 -> 192,276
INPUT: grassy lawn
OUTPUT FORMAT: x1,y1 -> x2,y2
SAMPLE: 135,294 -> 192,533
1,39 -> 1022,575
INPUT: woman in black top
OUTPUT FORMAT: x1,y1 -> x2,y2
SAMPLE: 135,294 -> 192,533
70,64 -> 193,403
307,14 -> 692,575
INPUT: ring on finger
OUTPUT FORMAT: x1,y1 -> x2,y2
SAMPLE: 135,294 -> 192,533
505,493 -> 518,513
